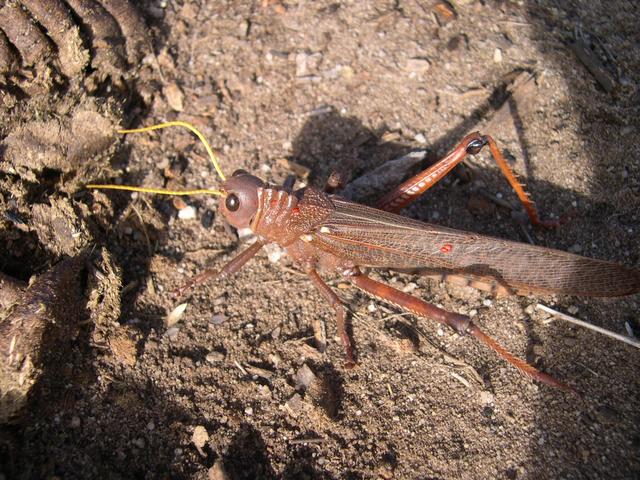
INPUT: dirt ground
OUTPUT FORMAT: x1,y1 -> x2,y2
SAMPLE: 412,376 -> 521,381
1,1 -> 639,479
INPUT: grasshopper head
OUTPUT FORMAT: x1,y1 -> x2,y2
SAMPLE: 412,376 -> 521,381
220,170 -> 264,229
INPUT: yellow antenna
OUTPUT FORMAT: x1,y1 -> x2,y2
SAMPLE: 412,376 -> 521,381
86,120 -> 227,197
118,121 -> 226,181
84,184 -> 224,197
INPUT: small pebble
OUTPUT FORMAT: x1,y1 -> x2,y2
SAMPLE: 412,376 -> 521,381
210,314 -> 227,325
493,48 -> 503,63
294,364 -> 317,391
437,328 -> 444,336
166,303 -> 188,327
244,407 -> 253,415
271,327 -> 281,340
295,52 -> 322,77
479,391 -> 495,405
238,19 -> 250,37
164,327 -> 180,339
206,351 -> 225,363
178,206 -> 197,220
414,133 -> 427,144
567,305 -> 579,315
284,394 -> 303,417
405,57 -> 430,73
269,353 -> 282,368
173,197 -> 188,210
402,282 -> 417,293
483,299 -> 493,307
164,83 -> 184,111
192,426 -> 209,449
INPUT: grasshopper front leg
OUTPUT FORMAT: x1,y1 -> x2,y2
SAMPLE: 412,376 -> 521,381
175,240 -> 265,296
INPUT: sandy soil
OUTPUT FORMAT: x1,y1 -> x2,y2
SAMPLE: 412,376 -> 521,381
1,1 -> 639,479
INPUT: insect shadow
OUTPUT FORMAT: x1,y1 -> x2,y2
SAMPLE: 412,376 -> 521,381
520,1 -> 640,478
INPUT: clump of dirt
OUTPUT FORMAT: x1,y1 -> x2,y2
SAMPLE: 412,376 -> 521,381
0,248 -> 122,419
0,0 -> 150,465
0,0 -> 154,278
1,1 -> 640,479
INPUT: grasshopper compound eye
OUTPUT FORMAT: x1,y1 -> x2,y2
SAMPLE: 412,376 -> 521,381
466,138 -> 485,155
225,193 -> 240,211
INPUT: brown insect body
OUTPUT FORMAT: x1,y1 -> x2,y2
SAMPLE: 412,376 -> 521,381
222,174 -> 640,298
217,172 -> 639,392
90,125 -> 640,392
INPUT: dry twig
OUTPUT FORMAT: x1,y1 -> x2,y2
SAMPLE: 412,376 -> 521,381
536,304 -> 640,349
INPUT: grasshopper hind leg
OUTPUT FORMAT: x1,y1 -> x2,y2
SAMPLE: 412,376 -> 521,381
345,268 -> 576,393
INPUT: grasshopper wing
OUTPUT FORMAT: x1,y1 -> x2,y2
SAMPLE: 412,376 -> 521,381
313,198 -> 640,297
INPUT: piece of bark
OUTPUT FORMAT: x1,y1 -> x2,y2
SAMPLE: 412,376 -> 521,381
19,0 -> 89,77
0,272 -> 26,312
65,0 -> 128,80
0,2 -> 53,67
0,254 -> 96,423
